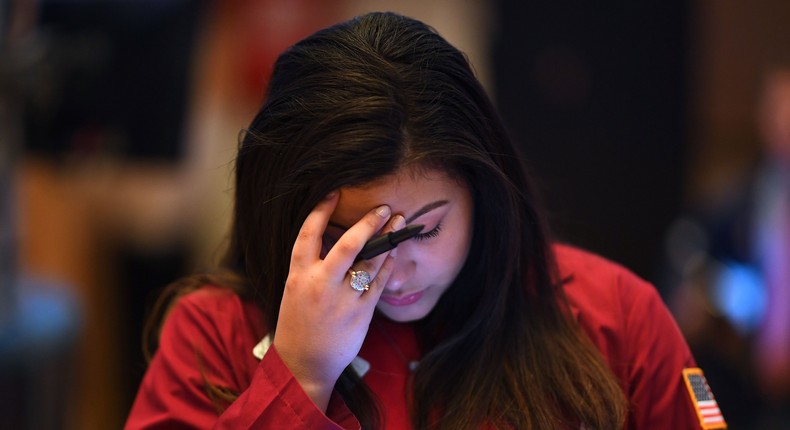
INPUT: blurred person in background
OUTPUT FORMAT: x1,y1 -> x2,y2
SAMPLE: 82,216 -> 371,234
664,67 -> 790,428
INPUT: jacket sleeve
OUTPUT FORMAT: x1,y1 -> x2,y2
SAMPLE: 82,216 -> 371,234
124,292 -> 360,430
620,271 -> 712,429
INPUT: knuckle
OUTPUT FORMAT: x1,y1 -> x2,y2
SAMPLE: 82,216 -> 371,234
283,275 -> 302,290
285,274 -> 325,302
296,228 -> 318,244
333,240 -> 358,256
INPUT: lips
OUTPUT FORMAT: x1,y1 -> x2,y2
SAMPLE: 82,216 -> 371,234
379,290 -> 425,306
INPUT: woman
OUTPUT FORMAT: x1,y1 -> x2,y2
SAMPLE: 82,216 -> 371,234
125,12 -> 722,430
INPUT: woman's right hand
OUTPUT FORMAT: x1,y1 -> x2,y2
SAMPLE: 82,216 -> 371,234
273,192 -> 405,411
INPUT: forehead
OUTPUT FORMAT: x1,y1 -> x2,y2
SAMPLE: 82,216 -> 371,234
331,167 -> 463,225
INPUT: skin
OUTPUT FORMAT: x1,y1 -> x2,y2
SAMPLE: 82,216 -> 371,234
273,166 -> 474,411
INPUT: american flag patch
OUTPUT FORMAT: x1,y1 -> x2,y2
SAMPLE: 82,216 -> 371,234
682,368 -> 727,429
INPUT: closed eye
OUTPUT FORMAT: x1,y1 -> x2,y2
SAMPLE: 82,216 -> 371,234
412,223 -> 442,241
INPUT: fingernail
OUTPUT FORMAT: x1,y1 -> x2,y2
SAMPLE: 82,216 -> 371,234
375,205 -> 391,218
392,215 -> 405,229
325,191 -> 337,200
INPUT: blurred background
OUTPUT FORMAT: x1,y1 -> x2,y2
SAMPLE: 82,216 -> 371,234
1,0 -> 789,428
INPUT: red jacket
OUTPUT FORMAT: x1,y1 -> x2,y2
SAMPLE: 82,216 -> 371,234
125,245 -> 715,429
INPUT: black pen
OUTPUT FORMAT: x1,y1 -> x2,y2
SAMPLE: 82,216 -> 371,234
355,224 -> 424,261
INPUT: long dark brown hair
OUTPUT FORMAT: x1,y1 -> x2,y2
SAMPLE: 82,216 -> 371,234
146,12 -> 627,429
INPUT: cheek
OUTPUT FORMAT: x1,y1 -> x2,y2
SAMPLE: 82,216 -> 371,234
449,208 -> 474,259
450,232 -> 470,259
424,233 -> 471,281
450,232 -> 473,273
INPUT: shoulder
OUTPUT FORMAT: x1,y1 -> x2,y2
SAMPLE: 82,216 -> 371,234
552,243 -> 692,367
173,285 -> 254,317
159,286 -> 267,390
553,243 -> 656,317
552,244 -> 701,427
165,285 -> 267,346
127,286 -> 272,427
166,286 -> 260,332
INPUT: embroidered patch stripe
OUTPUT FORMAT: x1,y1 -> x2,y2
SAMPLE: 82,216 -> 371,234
682,368 -> 727,429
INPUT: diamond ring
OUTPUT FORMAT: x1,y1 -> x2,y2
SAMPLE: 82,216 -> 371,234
348,269 -> 371,292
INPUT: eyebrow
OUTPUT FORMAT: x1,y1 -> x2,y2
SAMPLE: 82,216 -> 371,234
328,199 -> 450,230
405,200 -> 449,224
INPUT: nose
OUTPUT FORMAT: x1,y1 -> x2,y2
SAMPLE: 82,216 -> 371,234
383,248 -> 416,292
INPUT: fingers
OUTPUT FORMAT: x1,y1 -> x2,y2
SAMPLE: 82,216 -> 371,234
347,214 -> 405,301
291,192 -> 339,269
359,253 -> 395,303
292,191 -> 407,297
380,213 -> 407,236
322,204 -> 393,271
